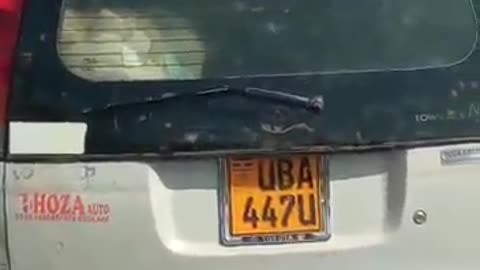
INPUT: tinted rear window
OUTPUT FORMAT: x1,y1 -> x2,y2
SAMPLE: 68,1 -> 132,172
57,0 -> 477,81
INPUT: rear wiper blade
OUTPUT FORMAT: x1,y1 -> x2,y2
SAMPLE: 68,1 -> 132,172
82,86 -> 324,114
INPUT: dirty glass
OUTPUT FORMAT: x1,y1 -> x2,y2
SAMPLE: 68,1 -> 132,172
57,0 -> 477,81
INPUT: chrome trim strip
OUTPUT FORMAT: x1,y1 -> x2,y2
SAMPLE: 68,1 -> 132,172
441,147 -> 480,165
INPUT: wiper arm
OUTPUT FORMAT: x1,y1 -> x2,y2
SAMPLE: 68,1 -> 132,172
82,86 -> 324,114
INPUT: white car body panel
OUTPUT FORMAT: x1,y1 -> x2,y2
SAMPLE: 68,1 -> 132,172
0,164 -> 9,270
5,143 -> 480,270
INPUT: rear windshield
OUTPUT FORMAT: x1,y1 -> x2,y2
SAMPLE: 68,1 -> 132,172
57,0 -> 477,81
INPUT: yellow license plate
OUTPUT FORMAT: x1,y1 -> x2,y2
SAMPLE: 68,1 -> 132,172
219,154 -> 330,245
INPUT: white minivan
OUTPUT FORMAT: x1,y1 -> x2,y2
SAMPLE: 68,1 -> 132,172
1,0 -> 480,269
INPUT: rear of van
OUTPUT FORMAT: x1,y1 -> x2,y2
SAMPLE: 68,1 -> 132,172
2,0 -> 480,270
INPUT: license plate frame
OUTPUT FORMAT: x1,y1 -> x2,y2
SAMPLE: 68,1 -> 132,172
218,154 -> 331,246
